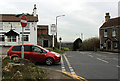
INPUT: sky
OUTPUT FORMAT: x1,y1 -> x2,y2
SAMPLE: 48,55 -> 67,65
0,0 -> 119,42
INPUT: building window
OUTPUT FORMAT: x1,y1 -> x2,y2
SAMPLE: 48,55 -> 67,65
7,36 -> 16,42
104,43 -> 106,47
0,22 -> 3,29
0,35 -> 5,41
114,42 -> 118,48
21,35 -> 29,41
25,23 -> 30,30
112,29 -> 116,37
104,29 -> 107,37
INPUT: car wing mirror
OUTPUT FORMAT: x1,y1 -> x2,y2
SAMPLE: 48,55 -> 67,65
40,51 -> 43,53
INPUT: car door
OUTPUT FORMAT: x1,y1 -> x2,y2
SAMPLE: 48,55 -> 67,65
11,46 -> 21,57
24,45 -> 32,60
31,46 -> 46,62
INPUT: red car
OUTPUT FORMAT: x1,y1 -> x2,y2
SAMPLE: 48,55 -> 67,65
7,44 -> 61,65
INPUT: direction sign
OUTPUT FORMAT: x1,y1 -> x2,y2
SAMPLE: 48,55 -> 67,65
20,15 -> 27,27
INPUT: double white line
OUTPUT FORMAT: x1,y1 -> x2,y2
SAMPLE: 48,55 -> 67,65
61,54 -> 76,74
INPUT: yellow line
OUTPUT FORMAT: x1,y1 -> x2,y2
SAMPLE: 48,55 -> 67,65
56,70 -> 88,81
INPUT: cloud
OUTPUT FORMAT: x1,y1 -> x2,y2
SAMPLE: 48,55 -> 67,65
0,0 -> 118,42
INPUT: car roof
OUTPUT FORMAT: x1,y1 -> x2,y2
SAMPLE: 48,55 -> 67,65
12,44 -> 37,47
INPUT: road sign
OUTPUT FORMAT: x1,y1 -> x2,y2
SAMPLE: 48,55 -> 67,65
51,24 -> 56,35
20,15 -> 27,27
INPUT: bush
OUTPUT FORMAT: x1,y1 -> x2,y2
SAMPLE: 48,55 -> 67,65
61,47 -> 70,51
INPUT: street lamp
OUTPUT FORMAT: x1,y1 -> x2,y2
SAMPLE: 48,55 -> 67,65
55,15 -> 65,45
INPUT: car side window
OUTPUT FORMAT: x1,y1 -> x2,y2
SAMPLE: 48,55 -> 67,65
32,46 -> 42,53
24,45 -> 32,52
12,46 -> 21,51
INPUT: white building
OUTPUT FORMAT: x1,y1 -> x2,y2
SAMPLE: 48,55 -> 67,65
0,4 -> 38,46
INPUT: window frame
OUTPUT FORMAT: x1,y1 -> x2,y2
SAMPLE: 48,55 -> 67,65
0,35 -> 5,42
21,35 -> 29,42
7,36 -> 16,42
25,23 -> 30,30
104,29 -> 107,37
0,22 -> 3,30
112,28 -> 116,37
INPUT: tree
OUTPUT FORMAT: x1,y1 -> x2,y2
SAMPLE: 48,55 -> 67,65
82,37 -> 100,51
73,38 -> 82,51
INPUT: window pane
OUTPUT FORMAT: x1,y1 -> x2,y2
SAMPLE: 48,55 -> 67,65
32,46 -> 41,53
0,22 -> 3,29
24,46 -> 32,52
112,29 -> 116,37
0,35 -> 4,41
12,46 -> 21,51
104,29 -> 107,37
7,36 -> 11,42
24,35 -> 29,41
25,23 -> 30,29
12,36 -> 16,42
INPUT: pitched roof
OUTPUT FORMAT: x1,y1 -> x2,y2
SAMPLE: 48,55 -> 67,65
5,29 -> 19,36
100,17 -> 120,28
0,14 -> 38,22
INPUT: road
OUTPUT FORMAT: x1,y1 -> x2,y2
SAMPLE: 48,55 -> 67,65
38,51 -> 119,81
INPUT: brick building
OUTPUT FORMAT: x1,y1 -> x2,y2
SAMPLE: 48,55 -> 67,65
37,25 -> 53,48
99,13 -> 120,52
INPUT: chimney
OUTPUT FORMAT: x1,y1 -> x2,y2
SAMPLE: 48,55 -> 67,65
105,13 -> 110,22
33,4 -> 37,16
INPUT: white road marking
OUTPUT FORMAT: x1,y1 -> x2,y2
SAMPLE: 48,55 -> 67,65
63,54 -> 76,74
61,55 -> 66,72
97,58 -> 109,63
88,55 -> 93,58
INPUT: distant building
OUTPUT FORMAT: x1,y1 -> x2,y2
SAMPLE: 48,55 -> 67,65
99,13 -> 120,52
0,4 -> 38,46
37,25 -> 53,48
61,42 -> 73,49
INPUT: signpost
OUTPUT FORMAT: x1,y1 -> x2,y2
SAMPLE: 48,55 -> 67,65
20,15 -> 27,59
51,24 -> 56,50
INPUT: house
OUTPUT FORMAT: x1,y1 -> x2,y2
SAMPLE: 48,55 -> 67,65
99,13 -> 120,52
0,4 -> 38,46
37,25 -> 53,48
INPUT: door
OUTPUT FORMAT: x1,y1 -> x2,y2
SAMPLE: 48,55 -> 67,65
31,46 -> 45,62
107,41 -> 111,50
43,40 -> 49,47
24,45 -> 32,60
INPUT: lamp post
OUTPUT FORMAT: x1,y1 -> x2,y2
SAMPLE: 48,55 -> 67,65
55,15 -> 65,46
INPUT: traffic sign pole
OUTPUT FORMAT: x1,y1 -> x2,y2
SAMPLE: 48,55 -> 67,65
22,27 -> 24,58
20,15 -> 27,59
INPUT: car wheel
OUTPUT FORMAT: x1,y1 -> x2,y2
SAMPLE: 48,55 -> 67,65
45,58 -> 54,66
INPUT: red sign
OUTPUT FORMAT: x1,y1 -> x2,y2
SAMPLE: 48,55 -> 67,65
20,15 -> 27,27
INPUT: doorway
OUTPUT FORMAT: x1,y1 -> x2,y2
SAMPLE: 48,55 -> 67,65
43,40 -> 49,47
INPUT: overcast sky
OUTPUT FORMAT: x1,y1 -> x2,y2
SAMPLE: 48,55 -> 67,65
0,0 -> 119,42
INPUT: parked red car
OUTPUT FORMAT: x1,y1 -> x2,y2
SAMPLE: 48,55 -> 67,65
7,44 -> 61,65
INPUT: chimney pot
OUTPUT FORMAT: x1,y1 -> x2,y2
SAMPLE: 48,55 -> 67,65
105,12 -> 110,22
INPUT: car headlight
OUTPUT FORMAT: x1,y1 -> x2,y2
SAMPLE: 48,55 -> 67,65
55,54 -> 61,57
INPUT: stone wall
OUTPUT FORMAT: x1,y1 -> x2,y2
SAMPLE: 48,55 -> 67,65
0,46 -> 10,55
